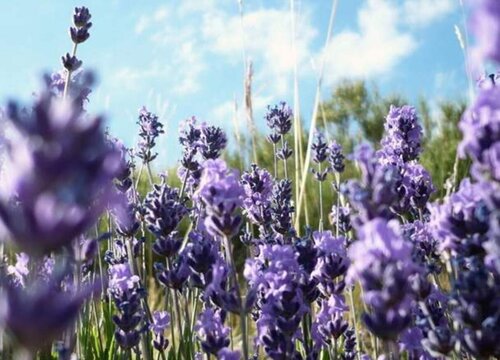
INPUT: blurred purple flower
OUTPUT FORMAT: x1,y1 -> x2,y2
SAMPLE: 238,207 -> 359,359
459,83 -> 500,181
0,78 -> 122,254
469,0 -> 500,64
0,269 -> 100,352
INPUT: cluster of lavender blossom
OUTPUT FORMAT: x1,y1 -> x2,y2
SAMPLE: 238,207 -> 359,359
0,3 -> 499,360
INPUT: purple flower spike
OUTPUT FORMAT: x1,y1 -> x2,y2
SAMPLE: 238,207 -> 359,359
199,124 -> 227,160
0,78 -> 123,254
348,218 -> 419,340
136,107 -> 164,163
195,159 -> 244,237
265,101 -> 293,136
312,132 -> 329,164
379,105 -> 422,163
328,140 -> 345,173
195,307 -> 230,355
240,164 -> 274,227
0,269 -> 101,352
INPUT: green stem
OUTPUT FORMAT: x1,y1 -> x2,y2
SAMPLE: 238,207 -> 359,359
63,43 -> 78,99
222,235 -> 249,360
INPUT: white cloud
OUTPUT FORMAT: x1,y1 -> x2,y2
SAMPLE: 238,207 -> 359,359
402,0 -> 456,27
322,0 -> 417,84
202,7 -> 317,96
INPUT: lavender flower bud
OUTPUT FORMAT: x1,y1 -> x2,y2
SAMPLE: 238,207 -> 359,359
61,53 -> 82,72
195,307 -> 230,355
265,102 -> 293,135
328,140 -> 345,173
136,107 -> 164,163
73,6 -> 92,28
312,132 -> 329,164
69,24 -> 91,44
200,125 -> 227,160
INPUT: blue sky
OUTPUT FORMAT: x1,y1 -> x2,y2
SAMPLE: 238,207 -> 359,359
0,0 -> 469,166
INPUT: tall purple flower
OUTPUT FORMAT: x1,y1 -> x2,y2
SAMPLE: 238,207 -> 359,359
150,311 -> 170,351
195,307 -> 230,355
144,177 -> 187,258
398,162 -> 435,212
69,6 -> 92,44
199,124 -> 227,160
240,164 -> 274,228
270,179 -> 295,238
328,140 -> 345,173
244,245 -> 307,359
136,107 -> 164,163
195,159 -> 244,238
108,263 -> 144,350
0,78 -> 122,254
265,102 -> 293,136
348,218 -> 419,340
0,268 -> 100,352
379,105 -> 422,163
311,231 -> 349,297
311,295 -> 349,350
429,179 -> 491,256
342,144 -> 401,226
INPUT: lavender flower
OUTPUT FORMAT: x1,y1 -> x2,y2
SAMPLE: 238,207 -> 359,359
108,264 -> 144,350
311,231 -> 349,297
265,102 -> 293,136
244,245 -> 307,359
270,179 -> 295,238
379,105 -> 422,162
329,205 -> 352,235
69,7 -> 92,44
429,178 -> 491,255
0,268 -> 100,352
240,164 -> 274,227
348,219 -> 418,340
470,0 -> 500,64
451,264 -> 500,358
136,107 -> 164,163
183,232 -> 221,289
328,140 -> 345,173
342,144 -> 401,226
0,78 -> 122,254
459,82 -> 500,181
312,132 -> 329,164
199,125 -> 227,160
150,311 -> 170,351
398,162 -> 435,211
311,295 -> 349,349
195,307 -> 230,355
144,178 -> 187,257
61,53 -> 82,72
195,159 -> 244,238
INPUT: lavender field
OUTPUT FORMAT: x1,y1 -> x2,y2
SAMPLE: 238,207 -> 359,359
0,1 -> 499,359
